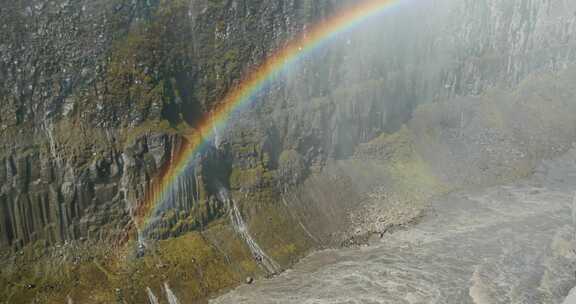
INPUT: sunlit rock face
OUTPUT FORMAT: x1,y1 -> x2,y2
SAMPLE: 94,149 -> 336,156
0,0 -> 575,302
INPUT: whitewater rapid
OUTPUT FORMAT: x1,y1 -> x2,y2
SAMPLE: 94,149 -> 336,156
212,150 -> 576,304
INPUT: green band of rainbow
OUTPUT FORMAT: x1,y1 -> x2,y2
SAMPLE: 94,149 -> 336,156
133,0 -> 403,236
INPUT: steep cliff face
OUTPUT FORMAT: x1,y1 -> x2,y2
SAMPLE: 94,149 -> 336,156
1,0 -> 576,302
0,1 -> 337,302
0,0 -> 335,250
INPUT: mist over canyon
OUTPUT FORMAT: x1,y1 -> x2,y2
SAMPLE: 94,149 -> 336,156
1,0 -> 576,303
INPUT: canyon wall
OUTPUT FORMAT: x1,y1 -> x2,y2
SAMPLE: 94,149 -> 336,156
1,0 -> 576,302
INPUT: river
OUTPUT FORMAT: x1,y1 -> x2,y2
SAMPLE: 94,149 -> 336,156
212,149 -> 576,304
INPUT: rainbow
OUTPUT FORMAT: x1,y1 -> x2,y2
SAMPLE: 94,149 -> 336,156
133,0 -> 403,236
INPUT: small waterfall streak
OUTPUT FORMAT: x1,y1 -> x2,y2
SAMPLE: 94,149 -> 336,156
164,282 -> 181,304
43,121 -> 62,167
146,287 -> 160,304
572,192 -> 576,243
218,187 -> 280,274
572,192 -> 576,228
281,195 -> 319,243
66,295 -> 73,304
141,162 -> 199,239
213,121 -> 222,149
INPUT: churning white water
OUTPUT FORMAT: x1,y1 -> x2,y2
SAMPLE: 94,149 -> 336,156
212,151 -> 576,304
